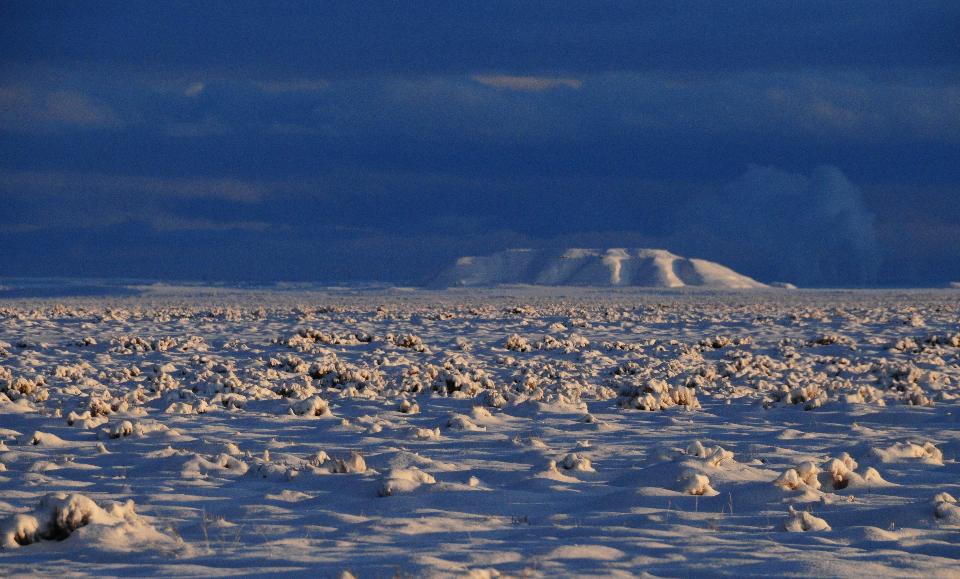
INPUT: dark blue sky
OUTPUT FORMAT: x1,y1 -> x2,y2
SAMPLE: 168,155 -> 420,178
1,2 -> 958,286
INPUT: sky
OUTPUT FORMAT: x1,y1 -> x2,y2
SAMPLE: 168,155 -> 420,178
1,2 -> 958,287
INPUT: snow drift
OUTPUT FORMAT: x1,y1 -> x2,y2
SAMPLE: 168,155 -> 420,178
433,248 -> 767,288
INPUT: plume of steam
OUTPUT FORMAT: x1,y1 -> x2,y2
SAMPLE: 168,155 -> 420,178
696,165 -> 879,286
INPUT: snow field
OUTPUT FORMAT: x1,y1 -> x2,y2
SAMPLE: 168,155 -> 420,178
0,288 -> 958,577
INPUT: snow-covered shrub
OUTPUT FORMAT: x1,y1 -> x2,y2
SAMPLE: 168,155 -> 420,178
680,472 -> 716,496
774,461 -> 821,491
428,357 -> 495,398
782,383 -> 827,410
504,334 -> 532,352
210,392 -> 247,410
290,395 -> 331,417
164,400 -> 210,414
933,493 -> 960,524
783,506 -> 831,532
686,441 -> 734,467
181,453 -> 249,478
479,389 -> 508,409
535,334 -> 590,353
871,441 -> 943,465
699,335 -> 736,349
308,357 -> 385,393
24,431 -> 70,447
248,458 -> 299,482
411,427 -> 441,441
1,375 -> 48,403
283,329 -> 373,351
387,333 -> 430,353
308,450 -> 331,467
618,379 -> 701,411
825,453 -> 857,489
67,410 -> 109,429
109,420 -> 135,439
328,452 -> 367,474
378,467 -> 436,496
558,453 -> 595,472
842,385 -> 885,405
0,493 -> 180,550
446,414 -> 485,431
809,334 -> 855,348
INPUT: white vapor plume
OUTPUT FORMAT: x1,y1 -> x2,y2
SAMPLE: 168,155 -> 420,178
694,165 -> 880,286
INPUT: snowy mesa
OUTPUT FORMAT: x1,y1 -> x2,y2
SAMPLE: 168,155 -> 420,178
433,247 -> 769,288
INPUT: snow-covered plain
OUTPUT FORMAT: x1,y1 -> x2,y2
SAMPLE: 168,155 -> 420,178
1,286 -> 958,577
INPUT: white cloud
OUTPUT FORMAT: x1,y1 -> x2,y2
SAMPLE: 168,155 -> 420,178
617,71 -> 960,141
0,171 -> 267,203
184,82 -> 206,97
43,91 -> 121,126
253,79 -> 329,93
149,213 -> 273,232
0,86 -> 121,130
470,75 -> 582,91
0,223 -> 43,234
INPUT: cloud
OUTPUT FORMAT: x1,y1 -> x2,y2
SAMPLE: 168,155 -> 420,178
616,71 -> 960,142
4,4 -> 956,78
470,75 -> 582,91
9,66 -> 956,147
681,165 -> 880,286
253,79 -> 329,93
148,213 -> 273,232
184,82 -> 206,97
44,91 -> 121,126
0,86 -> 121,130
0,223 -> 42,234
164,117 -> 231,137
299,71 -> 960,145
0,171 -> 267,203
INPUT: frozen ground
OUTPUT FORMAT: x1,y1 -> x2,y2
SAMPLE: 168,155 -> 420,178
0,286 -> 958,577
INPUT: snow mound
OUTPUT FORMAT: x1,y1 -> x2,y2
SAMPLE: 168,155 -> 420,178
446,413 -> 486,431
433,248 -> 767,288
328,452 -> 368,474
774,454 -> 887,494
774,461 -> 822,491
680,472 -> 716,496
181,453 -> 249,478
378,467 -> 436,496
870,441 -> 943,465
783,506 -> 831,532
558,452 -> 595,472
933,493 -> 960,524
290,395 -> 332,417
23,431 -> 71,447
0,493 -> 181,552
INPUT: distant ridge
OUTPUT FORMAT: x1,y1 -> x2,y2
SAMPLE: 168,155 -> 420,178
433,248 -> 767,288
